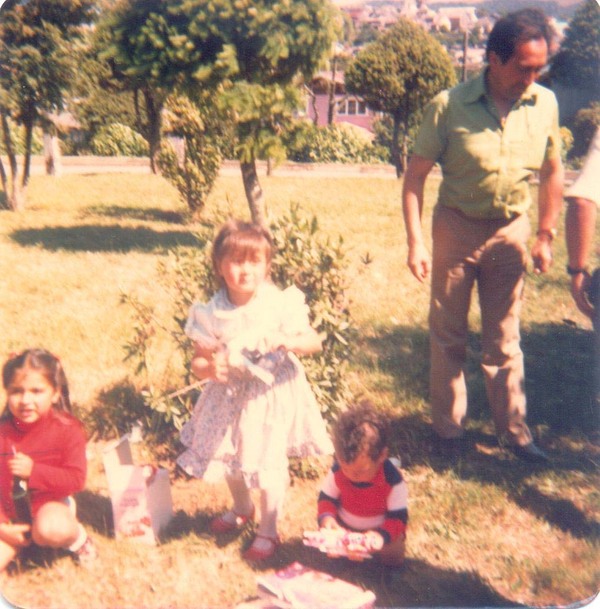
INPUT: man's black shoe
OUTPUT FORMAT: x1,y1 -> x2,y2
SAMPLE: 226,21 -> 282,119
510,442 -> 550,464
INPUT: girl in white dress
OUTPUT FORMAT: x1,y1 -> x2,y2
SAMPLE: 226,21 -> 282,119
177,220 -> 333,561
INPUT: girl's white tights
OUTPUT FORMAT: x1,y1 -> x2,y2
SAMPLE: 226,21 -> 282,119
225,473 -> 254,518
225,471 -> 288,539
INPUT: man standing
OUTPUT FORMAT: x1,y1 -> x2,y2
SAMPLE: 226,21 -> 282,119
402,9 -> 563,462
565,127 -> 600,415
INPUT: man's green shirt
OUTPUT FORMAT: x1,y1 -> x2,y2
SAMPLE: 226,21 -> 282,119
413,71 -> 561,220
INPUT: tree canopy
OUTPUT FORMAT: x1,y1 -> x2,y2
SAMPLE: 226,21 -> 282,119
550,0 -> 600,96
0,0 -> 96,209
100,0 -> 340,223
345,18 -> 456,176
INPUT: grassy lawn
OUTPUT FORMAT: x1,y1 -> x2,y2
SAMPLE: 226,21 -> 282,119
0,166 -> 598,608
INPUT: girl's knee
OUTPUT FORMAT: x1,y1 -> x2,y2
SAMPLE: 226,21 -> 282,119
32,504 -> 78,547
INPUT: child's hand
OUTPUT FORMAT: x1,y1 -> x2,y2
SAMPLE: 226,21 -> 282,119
0,521 -> 31,547
9,452 -> 33,479
319,516 -> 343,530
263,332 -> 288,353
210,349 -> 230,383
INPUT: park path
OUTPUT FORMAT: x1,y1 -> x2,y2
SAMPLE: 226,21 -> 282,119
28,155 -> 400,179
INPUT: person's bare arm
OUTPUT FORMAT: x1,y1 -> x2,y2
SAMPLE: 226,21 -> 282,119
402,155 -> 436,282
532,155 -> 563,274
565,196 -> 596,318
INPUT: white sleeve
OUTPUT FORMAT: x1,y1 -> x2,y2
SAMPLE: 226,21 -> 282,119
184,303 -> 220,350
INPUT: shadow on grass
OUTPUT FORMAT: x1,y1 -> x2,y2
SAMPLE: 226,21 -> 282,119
267,541 -> 519,608
366,321 -> 599,541
367,320 -> 597,438
84,205 -> 186,224
10,225 -> 200,253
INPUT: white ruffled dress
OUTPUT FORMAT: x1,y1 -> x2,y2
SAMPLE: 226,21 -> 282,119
177,282 -> 333,489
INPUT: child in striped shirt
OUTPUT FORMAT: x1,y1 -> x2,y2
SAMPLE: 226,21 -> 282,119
318,401 -> 408,566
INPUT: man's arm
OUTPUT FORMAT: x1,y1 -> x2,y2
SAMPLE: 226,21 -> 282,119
402,155 -> 436,283
565,196 -> 596,318
531,155 -> 564,274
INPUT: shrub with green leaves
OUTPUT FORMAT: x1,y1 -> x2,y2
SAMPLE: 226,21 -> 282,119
100,206 -> 354,449
90,122 -> 149,157
157,96 -> 223,218
569,101 -> 600,159
0,117 -> 43,154
285,121 -> 386,164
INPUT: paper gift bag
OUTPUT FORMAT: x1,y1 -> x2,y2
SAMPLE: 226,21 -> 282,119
102,435 -> 173,544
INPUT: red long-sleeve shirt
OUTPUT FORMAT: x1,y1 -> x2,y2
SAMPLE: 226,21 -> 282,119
0,409 -> 87,523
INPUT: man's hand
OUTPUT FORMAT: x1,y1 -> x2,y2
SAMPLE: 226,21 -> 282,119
571,272 -> 594,319
531,237 -> 553,274
407,242 -> 432,283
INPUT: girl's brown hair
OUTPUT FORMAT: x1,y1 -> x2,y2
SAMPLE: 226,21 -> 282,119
211,220 -> 273,284
2,349 -> 72,418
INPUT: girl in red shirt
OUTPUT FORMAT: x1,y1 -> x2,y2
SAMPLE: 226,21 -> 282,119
0,349 -> 96,572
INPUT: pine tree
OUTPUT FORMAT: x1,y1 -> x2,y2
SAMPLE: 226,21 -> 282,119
550,0 -> 600,95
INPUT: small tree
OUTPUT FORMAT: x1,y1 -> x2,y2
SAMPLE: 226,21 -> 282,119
198,0 -> 341,225
345,19 -> 456,176
0,0 -> 95,210
157,95 -> 223,219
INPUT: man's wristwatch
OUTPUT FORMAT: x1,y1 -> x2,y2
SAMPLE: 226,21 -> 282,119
566,265 -> 588,276
536,228 -> 557,241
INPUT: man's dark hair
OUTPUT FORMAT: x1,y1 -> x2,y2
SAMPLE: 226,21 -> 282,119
333,400 -> 390,463
486,8 -> 553,64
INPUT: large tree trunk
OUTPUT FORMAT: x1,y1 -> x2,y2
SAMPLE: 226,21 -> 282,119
44,131 -> 63,176
22,107 -> 35,187
143,88 -> 162,174
305,85 -> 319,126
240,158 -> 266,226
327,55 -> 338,126
391,116 -> 402,178
1,111 -> 26,211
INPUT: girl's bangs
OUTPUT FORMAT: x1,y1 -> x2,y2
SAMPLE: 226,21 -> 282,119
222,231 -> 271,260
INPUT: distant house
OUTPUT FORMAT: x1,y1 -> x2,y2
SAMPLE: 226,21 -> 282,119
435,6 -> 478,32
304,71 -> 379,135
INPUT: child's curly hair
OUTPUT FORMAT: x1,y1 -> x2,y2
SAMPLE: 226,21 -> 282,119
332,400 -> 390,463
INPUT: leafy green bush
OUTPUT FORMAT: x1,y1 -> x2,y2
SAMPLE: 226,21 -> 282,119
90,123 -> 149,157
569,102 -> 600,159
90,206 -> 355,449
560,126 -> 574,165
285,121 -> 386,164
157,96 -> 223,219
0,117 -> 43,154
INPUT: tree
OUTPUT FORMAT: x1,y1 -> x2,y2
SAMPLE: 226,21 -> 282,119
345,19 -> 456,177
550,0 -> 600,91
101,0 -> 340,225
199,0 -> 341,225
97,0 -> 223,173
66,27 -> 143,154
157,94 -> 224,218
0,0 -> 96,210
550,0 -> 600,110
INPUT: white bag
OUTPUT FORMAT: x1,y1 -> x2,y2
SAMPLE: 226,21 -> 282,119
102,435 -> 173,545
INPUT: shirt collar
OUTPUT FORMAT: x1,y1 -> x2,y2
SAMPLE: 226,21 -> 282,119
463,69 -> 538,107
